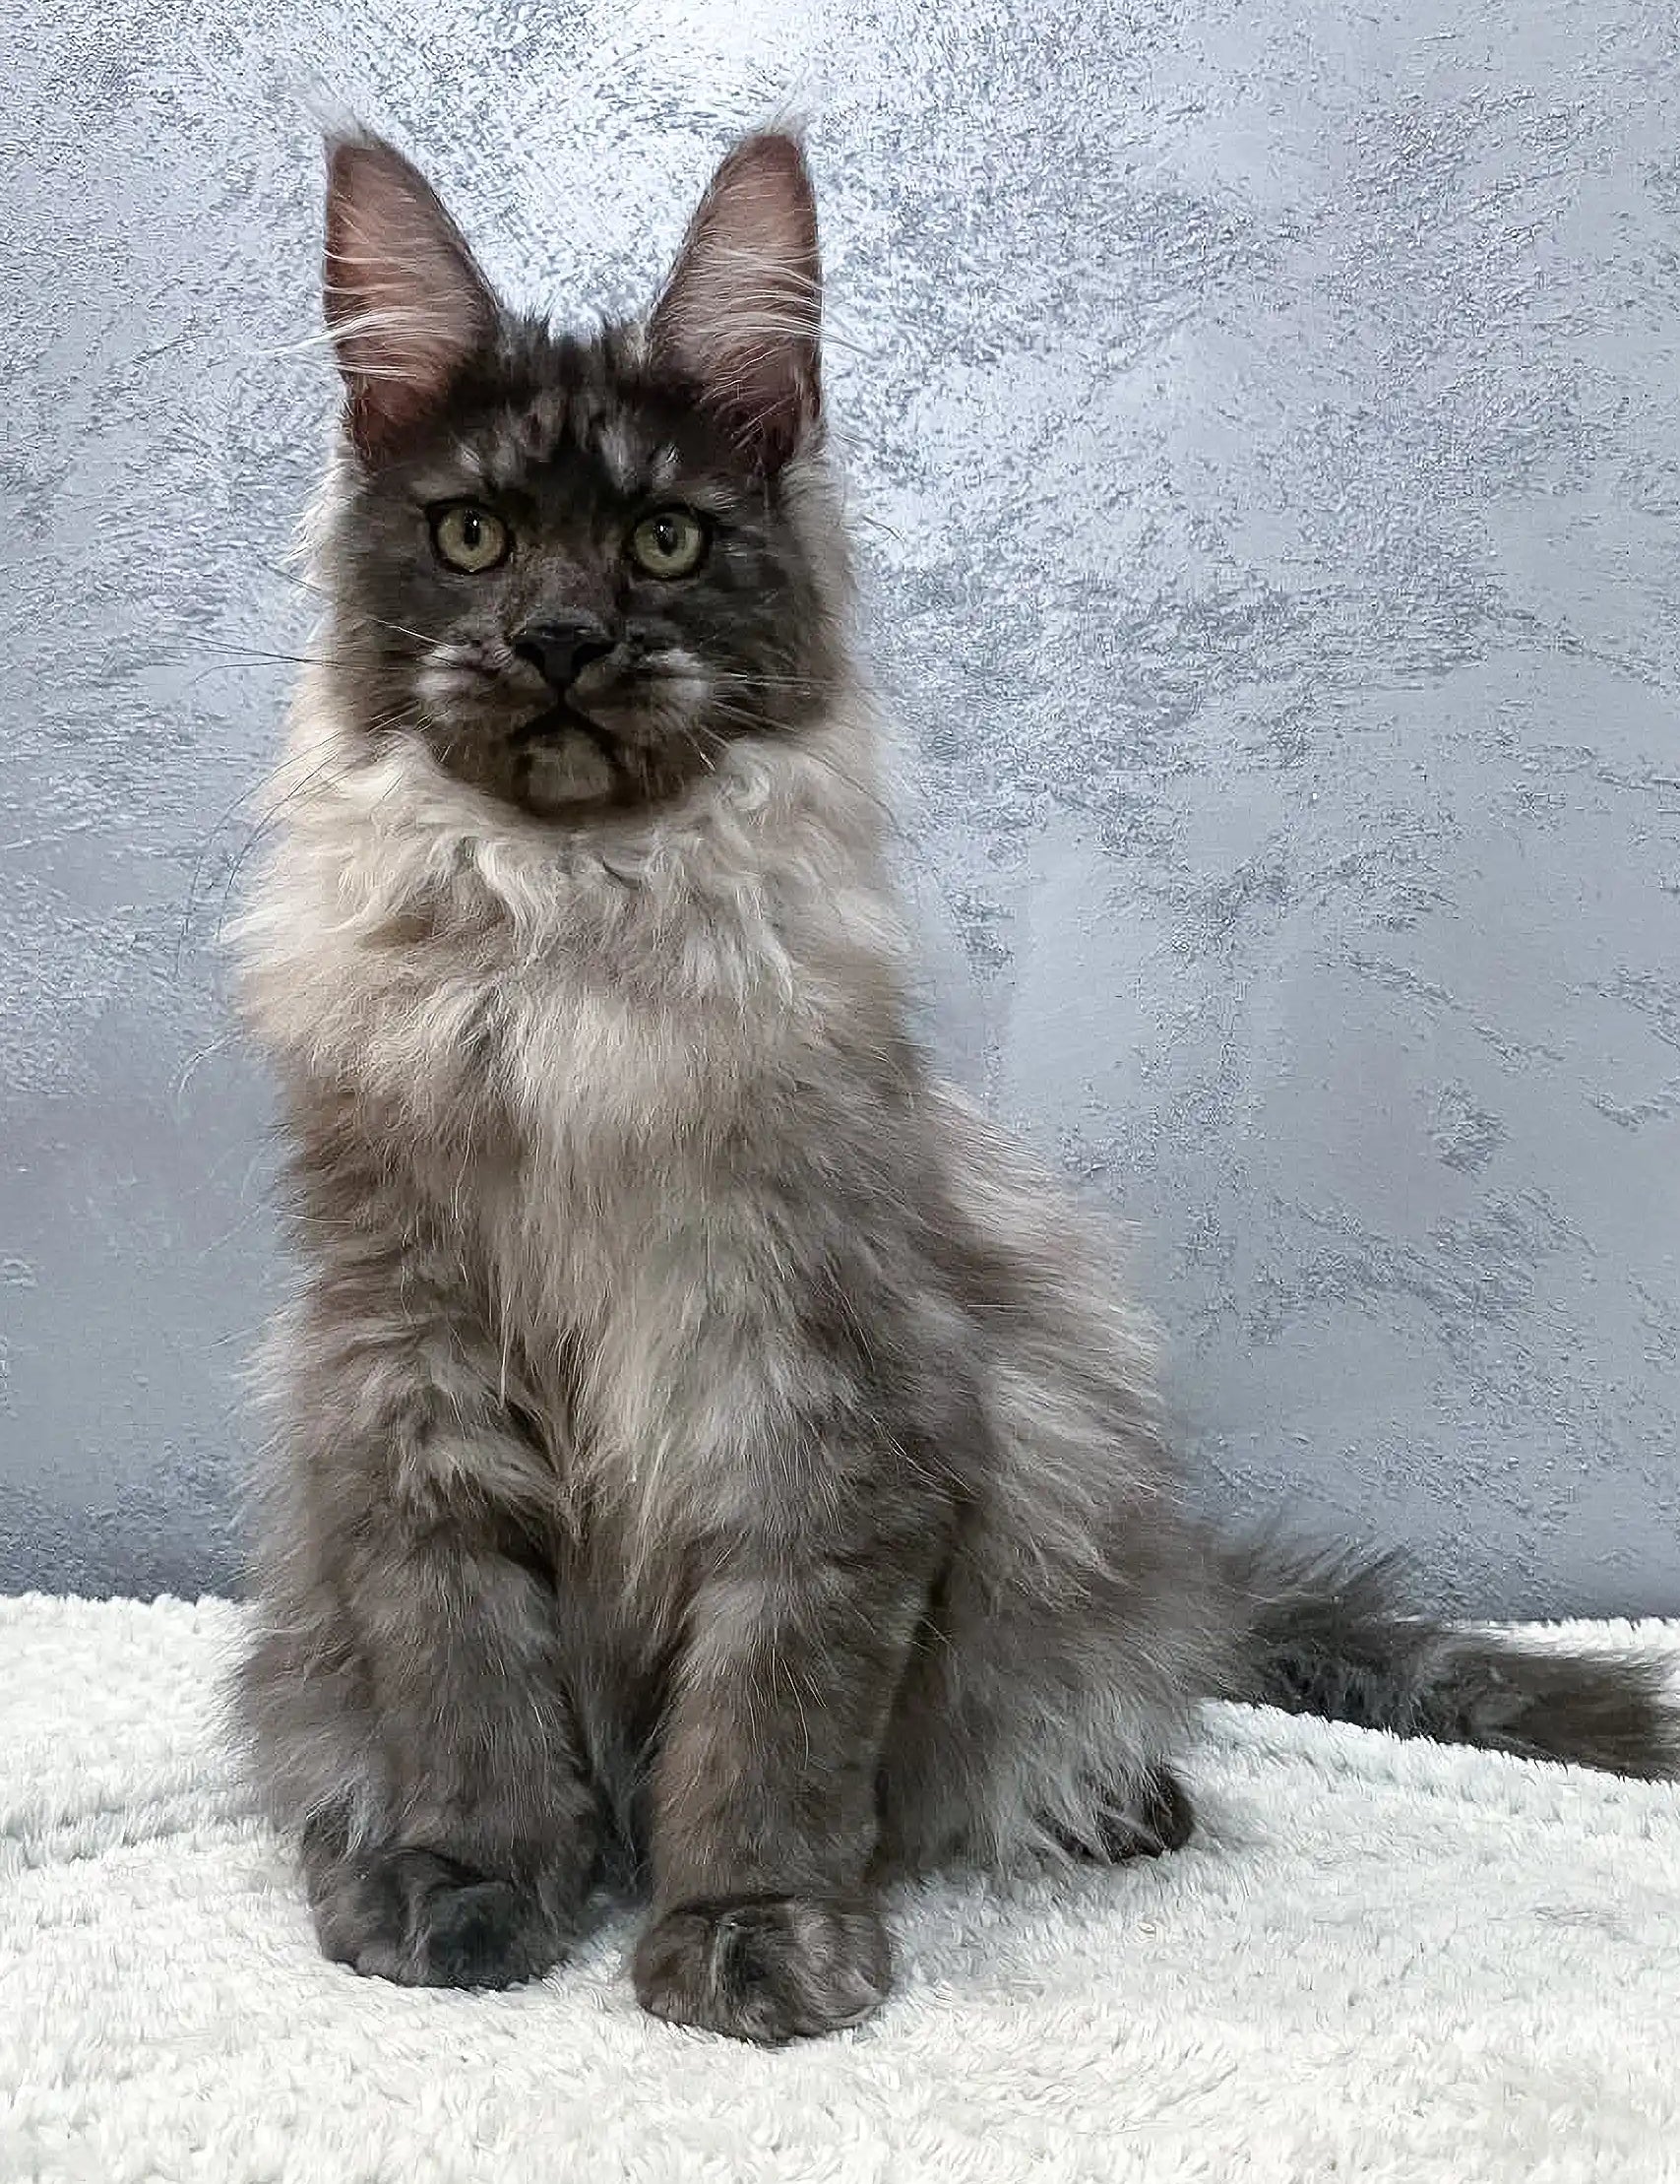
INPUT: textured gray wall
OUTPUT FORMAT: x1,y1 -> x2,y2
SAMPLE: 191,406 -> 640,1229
4,1 -> 1677,1610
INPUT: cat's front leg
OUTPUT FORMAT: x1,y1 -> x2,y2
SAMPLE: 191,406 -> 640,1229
297,1521 -> 600,1991
632,1545 -> 933,2043
240,1305 -> 600,1990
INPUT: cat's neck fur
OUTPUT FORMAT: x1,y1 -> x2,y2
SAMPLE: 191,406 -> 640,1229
235,590 -> 910,1135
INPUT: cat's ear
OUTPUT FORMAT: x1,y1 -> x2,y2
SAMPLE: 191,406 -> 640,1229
323,133 -> 499,463
648,132 -> 822,471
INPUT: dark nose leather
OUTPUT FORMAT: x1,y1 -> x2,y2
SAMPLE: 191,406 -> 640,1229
513,617 -> 615,692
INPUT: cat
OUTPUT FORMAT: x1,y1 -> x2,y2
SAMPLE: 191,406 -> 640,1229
231,126 -> 1675,2044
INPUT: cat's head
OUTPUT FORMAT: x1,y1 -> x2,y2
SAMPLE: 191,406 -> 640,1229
314,130 -> 847,818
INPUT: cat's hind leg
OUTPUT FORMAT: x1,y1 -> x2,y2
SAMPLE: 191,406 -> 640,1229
1050,1764 -> 1195,1863
872,1519 -> 1218,1879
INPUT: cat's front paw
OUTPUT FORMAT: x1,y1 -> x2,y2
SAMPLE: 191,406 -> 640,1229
633,1892 -> 892,2043
311,1846 -> 568,1990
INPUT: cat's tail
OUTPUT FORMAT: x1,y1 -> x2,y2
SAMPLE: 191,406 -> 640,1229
1212,1531 -> 1678,1778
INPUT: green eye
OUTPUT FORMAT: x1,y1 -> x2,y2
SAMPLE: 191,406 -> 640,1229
629,506 -> 708,580
430,503 -> 510,573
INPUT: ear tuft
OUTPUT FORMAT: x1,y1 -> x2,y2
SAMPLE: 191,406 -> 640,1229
647,133 -> 822,471
323,133 -> 498,463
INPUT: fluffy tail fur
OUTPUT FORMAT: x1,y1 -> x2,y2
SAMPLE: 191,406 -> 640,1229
1215,1534 -> 1679,1779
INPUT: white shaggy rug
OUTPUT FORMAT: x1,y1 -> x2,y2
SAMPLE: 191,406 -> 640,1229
3,1597 -> 1677,2183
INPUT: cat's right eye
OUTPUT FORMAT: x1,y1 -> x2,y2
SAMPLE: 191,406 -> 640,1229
430,502 -> 511,574
628,506 -> 709,581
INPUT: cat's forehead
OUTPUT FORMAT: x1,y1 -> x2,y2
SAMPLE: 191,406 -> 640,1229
413,323 -> 743,513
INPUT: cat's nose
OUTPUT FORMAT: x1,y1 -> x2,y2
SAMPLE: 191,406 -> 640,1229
512,616 -> 615,692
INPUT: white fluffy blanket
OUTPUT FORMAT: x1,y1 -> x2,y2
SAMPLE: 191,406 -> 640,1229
3,1596 -> 1676,2182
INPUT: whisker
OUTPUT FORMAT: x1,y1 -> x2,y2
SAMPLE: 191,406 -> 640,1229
255,562 -> 438,652
704,698 -> 894,814
175,735 -> 369,972
210,744 -> 380,942
184,699 -> 426,968
678,725 -> 717,775
799,745 -> 901,829
351,609 -> 437,651
708,668 -> 824,688
257,558 -> 333,601
174,639 -> 344,682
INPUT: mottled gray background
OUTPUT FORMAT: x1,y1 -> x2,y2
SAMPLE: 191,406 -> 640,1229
4,0 -> 1677,1610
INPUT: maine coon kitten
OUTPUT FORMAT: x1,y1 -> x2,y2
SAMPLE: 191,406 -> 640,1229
233,128 -> 1675,2044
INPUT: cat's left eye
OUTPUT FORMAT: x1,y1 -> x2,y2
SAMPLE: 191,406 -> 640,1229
430,503 -> 511,574
628,507 -> 709,580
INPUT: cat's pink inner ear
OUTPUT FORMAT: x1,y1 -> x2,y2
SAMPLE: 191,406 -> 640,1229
323,135 -> 498,463
648,133 -> 823,470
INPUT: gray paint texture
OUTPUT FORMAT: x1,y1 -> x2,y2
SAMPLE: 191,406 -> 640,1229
3,1 -> 1677,1611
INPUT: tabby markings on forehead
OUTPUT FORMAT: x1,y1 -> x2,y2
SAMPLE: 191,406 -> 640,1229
480,418 -> 544,495
466,395 -> 680,505
398,446 -> 492,502
646,443 -> 682,494
593,414 -> 641,495
667,473 -> 742,515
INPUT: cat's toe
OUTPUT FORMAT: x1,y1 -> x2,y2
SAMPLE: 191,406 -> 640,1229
1127,1764 -> 1195,1855
412,1876 -> 560,1988
633,1892 -> 892,2044
1056,1764 -> 1196,1863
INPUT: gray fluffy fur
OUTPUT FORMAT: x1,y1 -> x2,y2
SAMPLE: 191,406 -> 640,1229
232,128 -> 1676,2044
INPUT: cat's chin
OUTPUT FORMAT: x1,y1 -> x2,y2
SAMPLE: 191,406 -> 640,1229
517,728 -> 620,816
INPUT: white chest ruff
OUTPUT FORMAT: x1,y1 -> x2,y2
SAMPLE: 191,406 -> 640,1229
236,700 -> 905,1559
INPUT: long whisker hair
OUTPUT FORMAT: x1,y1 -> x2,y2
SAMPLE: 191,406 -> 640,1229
178,707 -> 420,972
